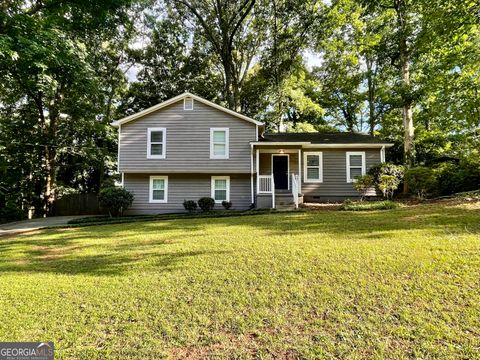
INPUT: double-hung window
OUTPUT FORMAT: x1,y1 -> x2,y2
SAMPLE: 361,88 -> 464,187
149,176 -> 168,203
147,128 -> 166,159
211,176 -> 230,203
303,152 -> 323,183
346,152 -> 366,183
210,128 -> 229,159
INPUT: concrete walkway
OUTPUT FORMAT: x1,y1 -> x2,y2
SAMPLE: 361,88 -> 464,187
0,216 -> 85,237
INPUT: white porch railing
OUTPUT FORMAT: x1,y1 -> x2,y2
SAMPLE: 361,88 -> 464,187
258,175 -> 273,194
291,173 -> 299,209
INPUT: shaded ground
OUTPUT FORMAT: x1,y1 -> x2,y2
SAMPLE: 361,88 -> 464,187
0,201 -> 479,359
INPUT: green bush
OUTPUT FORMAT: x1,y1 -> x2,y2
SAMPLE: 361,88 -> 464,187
434,160 -> 480,196
378,175 -> 400,199
98,187 -> 134,217
221,200 -> 232,210
368,163 -> 404,194
0,202 -> 26,223
183,200 -> 198,213
340,200 -> 399,211
369,163 -> 405,182
198,197 -> 215,212
353,175 -> 375,200
405,167 -> 438,199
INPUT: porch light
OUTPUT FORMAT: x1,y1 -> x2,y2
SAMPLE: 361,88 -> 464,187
279,149 -> 285,154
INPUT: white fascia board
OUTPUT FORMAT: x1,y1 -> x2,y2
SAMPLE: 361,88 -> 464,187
112,92 -> 263,127
250,142 -> 394,148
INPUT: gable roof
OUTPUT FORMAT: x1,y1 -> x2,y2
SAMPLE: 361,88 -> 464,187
253,132 -> 394,147
111,92 -> 264,127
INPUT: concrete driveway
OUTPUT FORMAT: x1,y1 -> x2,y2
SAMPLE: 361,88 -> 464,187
0,216 -> 85,237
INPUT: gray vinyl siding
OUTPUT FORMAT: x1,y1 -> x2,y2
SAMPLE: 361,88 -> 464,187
255,148 -> 381,202
119,100 -> 256,173
302,148 -> 381,200
124,173 -> 252,214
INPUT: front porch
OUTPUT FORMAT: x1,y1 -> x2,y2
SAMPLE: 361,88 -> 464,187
254,147 -> 304,209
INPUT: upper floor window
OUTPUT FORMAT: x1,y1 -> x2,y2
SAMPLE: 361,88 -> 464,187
210,128 -> 229,159
184,97 -> 194,110
346,151 -> 366,183
304,152 -> 323,183
211,176 -> 230,203
149,176 -> 168,203
147,128 -> 166,159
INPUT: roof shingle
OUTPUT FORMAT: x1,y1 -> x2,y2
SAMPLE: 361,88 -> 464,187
259,132 -> 391,145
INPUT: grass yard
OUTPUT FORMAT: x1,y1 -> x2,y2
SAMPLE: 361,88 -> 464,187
0,201 -> 479,359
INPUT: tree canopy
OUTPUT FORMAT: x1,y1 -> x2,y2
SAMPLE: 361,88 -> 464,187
1,0 -> 479,216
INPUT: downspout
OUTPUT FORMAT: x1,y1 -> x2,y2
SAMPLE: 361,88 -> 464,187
250,143 -> 254,205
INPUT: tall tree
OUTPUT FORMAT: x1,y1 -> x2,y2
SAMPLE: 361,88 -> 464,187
243,59 -> 325,131
119,16 -> 221,115
0,0 -> 136,214
171,0 -> 259,110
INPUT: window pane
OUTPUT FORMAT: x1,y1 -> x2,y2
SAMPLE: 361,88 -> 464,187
307,168 -> 320,180
215,179 -> 227,190
349,155 -> 362,167
150,131 -> 163,143
151,144 -> 163,155
213,131 -> 226,143
307,155 -> 319,167
152,189 -> 164,200
350,167 -> 362,179
214,144 -> 226,156
153,179 -> 164,190
214,189 -> 227,201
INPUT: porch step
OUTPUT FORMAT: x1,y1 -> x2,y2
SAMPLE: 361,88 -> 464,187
275,193 -> 295,209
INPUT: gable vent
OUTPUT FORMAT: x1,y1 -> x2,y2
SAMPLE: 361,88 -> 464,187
184,97 -> 194,110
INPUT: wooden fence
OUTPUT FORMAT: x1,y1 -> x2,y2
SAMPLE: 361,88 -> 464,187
52,193 -> 106,216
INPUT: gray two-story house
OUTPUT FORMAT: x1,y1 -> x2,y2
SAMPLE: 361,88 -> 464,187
112,93 -> 393,214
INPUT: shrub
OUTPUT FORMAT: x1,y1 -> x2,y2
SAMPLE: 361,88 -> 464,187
221,200 -> 232,210
358,162 -> 406,199
369,163 -> 405,182
378,175 -> 400,199
340,200 -> 399,211
98,187 -> 134,217
183,200 -> 198,213
198,197 -> 215,212
353,175 -> 375,200
435,160 -> 480,196
405,167 -> 438,199
0,202 -> 26,223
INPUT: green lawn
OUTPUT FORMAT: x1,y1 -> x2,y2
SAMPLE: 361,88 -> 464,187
1,201 -> 479,359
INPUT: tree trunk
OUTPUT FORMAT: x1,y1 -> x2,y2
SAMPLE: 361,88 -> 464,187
366,57 -> 376,135
44,89 -> 61,215
44,145 -> 56,216
396,0 -> 414,192
400,52 -> 414,167
222,52 -> 235,110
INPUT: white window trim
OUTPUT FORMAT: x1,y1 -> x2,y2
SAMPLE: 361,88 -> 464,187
303,152 -> 323,183
149,176 -> 168,203
210,128 -> 229,159
147,127 -> 166,159
346,151 -> 366,183
184,97 -> 194,110
211,176 -> 230,203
